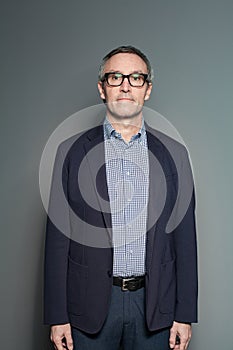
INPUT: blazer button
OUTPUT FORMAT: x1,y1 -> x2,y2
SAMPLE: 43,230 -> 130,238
107,270 -> 112,277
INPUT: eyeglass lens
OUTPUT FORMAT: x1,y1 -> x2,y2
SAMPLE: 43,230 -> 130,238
106,73 -> 147,87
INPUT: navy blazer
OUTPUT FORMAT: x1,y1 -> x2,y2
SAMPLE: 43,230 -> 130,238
44,123 -> 198,333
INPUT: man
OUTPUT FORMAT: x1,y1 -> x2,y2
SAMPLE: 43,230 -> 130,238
44,46 -> 198,350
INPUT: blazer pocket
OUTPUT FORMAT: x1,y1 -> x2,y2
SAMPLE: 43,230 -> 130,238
67,256 -> 88,316
159,259 -> 176,314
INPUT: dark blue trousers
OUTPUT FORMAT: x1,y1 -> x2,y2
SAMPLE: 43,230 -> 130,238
71,285 -> 170,350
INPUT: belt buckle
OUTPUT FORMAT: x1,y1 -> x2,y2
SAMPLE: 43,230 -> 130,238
121,277 -> 135,291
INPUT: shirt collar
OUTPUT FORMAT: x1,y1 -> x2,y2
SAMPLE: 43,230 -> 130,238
103,117 -> 146,140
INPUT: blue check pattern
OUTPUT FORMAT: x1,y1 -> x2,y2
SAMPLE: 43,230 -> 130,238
103,118 -> 149,277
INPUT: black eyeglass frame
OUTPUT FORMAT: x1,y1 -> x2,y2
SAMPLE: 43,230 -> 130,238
102,72 -> 150,87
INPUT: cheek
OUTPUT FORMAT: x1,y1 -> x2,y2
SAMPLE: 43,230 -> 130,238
104,89 -> 116,102
137,91 -> 148,103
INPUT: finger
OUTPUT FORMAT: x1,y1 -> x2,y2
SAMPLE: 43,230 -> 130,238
174,345 -> 180,350
64,332 -> 74,350
53,337 -> 65,350
187,332 -> 192,349
179,338 -> 188,350
184,337 -> 191,350
172,335 -> 181,349
51,337 -> 58,349
169,330 -> 177,349
61,337 -> 73,350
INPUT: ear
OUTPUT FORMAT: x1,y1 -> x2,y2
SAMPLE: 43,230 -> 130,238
98,81 -> 106,100
144,83 -> 153,101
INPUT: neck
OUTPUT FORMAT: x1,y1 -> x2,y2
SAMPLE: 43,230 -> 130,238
107,114 -> 143,142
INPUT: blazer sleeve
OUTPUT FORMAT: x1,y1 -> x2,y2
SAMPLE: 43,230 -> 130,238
173,147 -> 198,323
44,144 -> 70,325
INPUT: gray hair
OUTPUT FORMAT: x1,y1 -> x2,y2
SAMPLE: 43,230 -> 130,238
98,45 -> 154,83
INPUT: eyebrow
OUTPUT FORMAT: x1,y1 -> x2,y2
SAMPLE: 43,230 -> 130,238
105,70 -> 147,74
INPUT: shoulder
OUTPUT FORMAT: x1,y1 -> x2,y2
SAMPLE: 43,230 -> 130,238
56,124 -> 103,158
146,123 -> 187,155
145,124 -> 192,177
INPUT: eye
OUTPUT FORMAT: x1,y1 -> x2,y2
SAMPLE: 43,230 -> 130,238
112,73 -> 122,80
131,74 -> 142,81
109,73 -> 122,81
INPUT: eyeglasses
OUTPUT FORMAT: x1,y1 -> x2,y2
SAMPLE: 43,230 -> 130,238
103,72 -> 149,87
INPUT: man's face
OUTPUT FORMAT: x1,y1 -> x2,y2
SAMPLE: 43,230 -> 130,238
98,53 -> 152,120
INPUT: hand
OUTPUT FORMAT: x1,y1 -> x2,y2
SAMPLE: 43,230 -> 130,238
50,323 -> 73,350
169,321 -> 192,350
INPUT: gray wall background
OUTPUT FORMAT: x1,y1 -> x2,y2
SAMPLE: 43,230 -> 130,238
1,0 -> 233,349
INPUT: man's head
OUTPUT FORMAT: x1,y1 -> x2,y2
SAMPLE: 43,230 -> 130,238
98,46 -> 153,120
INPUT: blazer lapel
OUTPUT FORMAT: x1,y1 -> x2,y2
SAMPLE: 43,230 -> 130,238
146,126 -> 167,272
83,126 -> 112,237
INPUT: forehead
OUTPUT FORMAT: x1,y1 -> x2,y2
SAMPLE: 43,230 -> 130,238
103,53 -> 148,73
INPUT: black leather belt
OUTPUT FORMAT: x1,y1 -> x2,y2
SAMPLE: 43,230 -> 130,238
113,276 -> 145,291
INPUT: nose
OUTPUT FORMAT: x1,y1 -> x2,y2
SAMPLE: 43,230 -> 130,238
120,77 -> 131,92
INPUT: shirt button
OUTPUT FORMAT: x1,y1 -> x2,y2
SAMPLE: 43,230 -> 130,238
126,171 -> 130,176
130,250 -> 133,255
